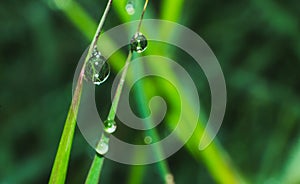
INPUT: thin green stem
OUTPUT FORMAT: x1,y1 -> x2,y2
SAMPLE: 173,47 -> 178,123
58,1 -> 247,183
137,0 -> 149,33
85,1 -> 150,183
107,51 -> 133,120
106,0 -> 173,182
105,0 -> 149,134
84,51 -> 133,184
85,155 -> 105,184
90,0 -> 113,50
49,0 -> 113,183
132,58 -> 172,182
108,0 -> 148,120
48,91 -> 81,184
80,0 -> 113,87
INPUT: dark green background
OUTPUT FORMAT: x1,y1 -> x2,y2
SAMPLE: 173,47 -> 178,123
1,0 -> 300,183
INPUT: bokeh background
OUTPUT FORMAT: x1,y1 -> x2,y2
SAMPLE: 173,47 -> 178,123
1,0 -> 300,183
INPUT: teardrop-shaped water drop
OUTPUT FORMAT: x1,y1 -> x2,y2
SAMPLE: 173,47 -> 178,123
96,134 -> 109,155
85,50 -> 110,85
130,32 -> 148,53
104,119 -> 117,133
95,62 -> 110,85
125,0 -> 135,15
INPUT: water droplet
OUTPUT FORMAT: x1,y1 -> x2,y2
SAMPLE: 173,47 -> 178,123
85,49 -> 110,85
125,0 -> 135,15
144,136 -> 152,144
130,32 -> 147,53
104,119 -> 117,133
96,134 -> 109,155
165,174 -> 175,184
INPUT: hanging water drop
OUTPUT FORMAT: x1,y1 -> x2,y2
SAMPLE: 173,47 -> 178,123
104,119 -> 117,133
144,136 -> 152,144
96,134 -> 109,155
125,0 -> 135,15
130,32 -> 148,53
84,49 -> 110,85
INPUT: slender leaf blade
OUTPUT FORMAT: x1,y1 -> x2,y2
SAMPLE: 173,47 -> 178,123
85,155 -> 105,184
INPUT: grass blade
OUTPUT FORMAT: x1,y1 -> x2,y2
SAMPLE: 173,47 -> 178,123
131,57 -> 172,181
49,71 -> 83,183
85,1 -> 149,183
84,51 -> 133,183
52,1 -> 247,183
49,0 -> 113,182
85,155 -> 105,184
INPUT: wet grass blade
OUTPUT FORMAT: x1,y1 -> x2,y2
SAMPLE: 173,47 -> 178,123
49,72 -> 83,183
85,1 -> 149,182
131,57 -> 172,181
49,0 -> 113,182
84,51 -> 133,183
53,1 -> 247,183
85,155 -> 105,184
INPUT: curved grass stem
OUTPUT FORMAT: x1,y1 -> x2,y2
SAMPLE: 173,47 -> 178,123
57,0 -> 247,183
137,0 -> 148,33
49,0 -> 113,183
132,60 -> 173,182
85,0 -> 149,183
83,1 -> 175,183
108,51 -> 133,120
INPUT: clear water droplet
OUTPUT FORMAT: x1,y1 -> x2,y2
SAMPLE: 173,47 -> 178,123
96,134 -> 109,155
85,49 -> 110,85
104,119 -> 117,133
130,32 -> 147,53
144,136 -> 152,144
125,1 -> 135,15
165,173 -> 175,184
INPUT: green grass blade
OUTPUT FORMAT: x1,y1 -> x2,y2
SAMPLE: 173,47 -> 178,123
49,0 -> 113,182
85,155 -> 105,184
132,57 -> 171,179
63,1 -> 97,40
49,76 -> 83,183
85,1 -> 150,183
51,1 -> 246,183
107,52 -> 133,120
127,166 -> 145,184
160,0 -> 184,22
84,52 -> 132,183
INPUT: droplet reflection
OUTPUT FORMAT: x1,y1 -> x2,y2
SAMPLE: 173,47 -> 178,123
125,0 -> 135,15
104,119 -> 117,133
96,134 -> 109,155
130,32 -> 148,53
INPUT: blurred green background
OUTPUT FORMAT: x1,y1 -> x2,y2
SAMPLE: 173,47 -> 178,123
1,0 -> 300,183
